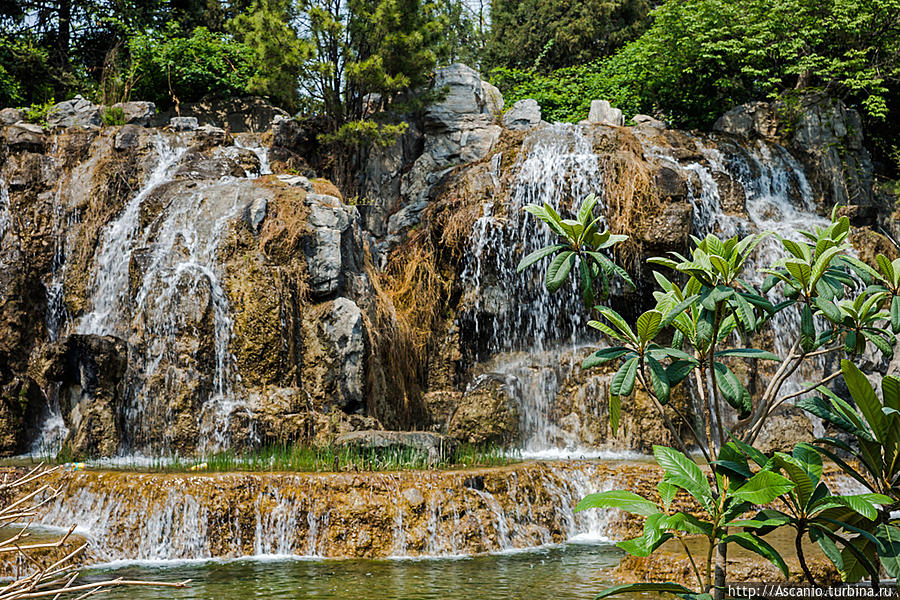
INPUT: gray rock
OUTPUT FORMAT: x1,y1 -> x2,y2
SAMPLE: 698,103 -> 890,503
0,108 -> 23,125
276,173 -> 312,190
47,95 -> 102,128
248,197 -> 267,232
334,430 -> 458,463
387,200 -> 429,235
305,193 -> 354,296
713,101 -> 777,138
111,101 -> 156,126
114,124 -> 142,150
221,146 -> 261,176
588,100 -> 624,126
427,63 -> 500,123
632,114 -> 666,128
174,152 -> 244,179
503,99 -> 542,130
169,116 -> 199,131
3,123 -> 46,152
324,297 -> 366,408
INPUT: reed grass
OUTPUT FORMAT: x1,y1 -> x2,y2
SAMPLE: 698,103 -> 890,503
30,442 -> 519,474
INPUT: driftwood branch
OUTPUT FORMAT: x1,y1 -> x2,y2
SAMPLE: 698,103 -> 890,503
0,465 -> 190,599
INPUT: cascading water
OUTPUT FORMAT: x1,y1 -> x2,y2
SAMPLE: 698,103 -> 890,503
461,124 -> 606,455
68,135 -> 268,453
35,462 -> 635,562
466,124 -> 836,456
645,134 -> 830,392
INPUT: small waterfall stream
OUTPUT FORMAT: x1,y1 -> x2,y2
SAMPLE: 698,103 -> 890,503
461,124 -> 607,455
54,135 -> 270,453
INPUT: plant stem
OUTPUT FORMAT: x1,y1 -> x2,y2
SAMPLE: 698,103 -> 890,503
795,529 -> 817,585
678,535 -> 705,590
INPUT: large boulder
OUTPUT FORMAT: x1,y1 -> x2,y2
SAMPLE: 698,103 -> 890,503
588,100 -> 624,126
305,193 -> 356,297
503,99 -> 542,131
2,123 -> 46,153
448,378 -> 519,445
0,108 -> 23,125
110,101 -> 156,126
301,297 -> 367,413
42,334 -> 128,457
46,95 -> 102,128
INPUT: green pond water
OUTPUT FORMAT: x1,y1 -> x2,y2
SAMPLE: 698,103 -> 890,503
81,542 -> 625,600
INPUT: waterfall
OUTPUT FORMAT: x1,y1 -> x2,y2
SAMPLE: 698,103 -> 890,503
35,463 -> 638,562
464,124 -> 833,456
0,179 -> 10,244
69,135 -> 269,453
647,136 -> 829,390
461,124 -> 606,456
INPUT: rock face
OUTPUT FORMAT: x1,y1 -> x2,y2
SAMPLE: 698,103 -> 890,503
0,64 -> 888,458
41,334 -> 127,456
35,461 -> 668,560
715,94 -> 873,210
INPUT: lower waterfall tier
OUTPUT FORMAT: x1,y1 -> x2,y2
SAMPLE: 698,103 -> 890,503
34,461 -> 658,562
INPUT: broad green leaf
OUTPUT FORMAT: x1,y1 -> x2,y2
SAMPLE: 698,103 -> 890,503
723,532 -> 790,577
546,251 -> 575,293
773,452 -> 815,508
892,296 -> 900,334
827,494 -> 893,521
732,470 -> 795,505
609,393 -> 621,436
636,310 -> 663,343
611,358 -> 639,397
593,582 -> 695,599
516,244 -> 567,272
653,446 -> 712,506
666,360 -> 696,386
792,443 -> 823,485
647,356 -> 670,404
658,480 -> 677,510
582,347 -> 629,369
800,303 -> 816,352
575,490 -> 660,516
841,359 -> 885,442
577,193 -> 599,224
875,524 -> 900,578
714,362 -> 751,417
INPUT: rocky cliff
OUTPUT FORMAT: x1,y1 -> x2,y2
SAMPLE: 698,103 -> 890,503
0,65 -> 893,457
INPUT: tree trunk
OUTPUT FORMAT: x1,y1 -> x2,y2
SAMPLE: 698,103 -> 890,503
713,542 -> 727,600
56,0 -> 71,70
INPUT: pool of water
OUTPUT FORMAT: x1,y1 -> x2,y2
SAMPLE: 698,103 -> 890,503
81,541 -> 624,599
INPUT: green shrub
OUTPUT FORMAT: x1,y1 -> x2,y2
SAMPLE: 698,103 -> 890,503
24,99 -> 55,126
126,25 -> 256,108
101,105 -> 126,126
